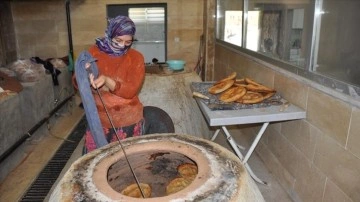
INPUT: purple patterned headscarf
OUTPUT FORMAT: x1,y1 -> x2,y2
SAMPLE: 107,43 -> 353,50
95,16 -> 136,56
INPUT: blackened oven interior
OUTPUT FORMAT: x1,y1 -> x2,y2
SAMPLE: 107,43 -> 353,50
107,150 -> 197,197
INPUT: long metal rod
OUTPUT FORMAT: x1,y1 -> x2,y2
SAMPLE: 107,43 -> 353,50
65,0 -> 74,60
93,85 -> 145,198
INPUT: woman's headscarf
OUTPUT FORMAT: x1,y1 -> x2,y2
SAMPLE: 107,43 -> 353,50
95,16 -> 136,56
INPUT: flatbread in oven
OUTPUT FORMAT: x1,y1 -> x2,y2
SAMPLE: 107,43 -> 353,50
177,163 -> 198,180
121,183 -> 152,198
166,177 -> 192,195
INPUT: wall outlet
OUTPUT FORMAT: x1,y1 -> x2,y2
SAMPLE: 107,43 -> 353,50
174,37 -> 180,42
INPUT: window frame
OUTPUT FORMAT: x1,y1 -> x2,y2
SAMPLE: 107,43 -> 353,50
107,3 -> 167,63
215,0 -> 360,100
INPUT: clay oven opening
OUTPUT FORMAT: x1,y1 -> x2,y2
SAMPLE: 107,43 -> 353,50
107,150 -> 198,198
51,134 -> 265,201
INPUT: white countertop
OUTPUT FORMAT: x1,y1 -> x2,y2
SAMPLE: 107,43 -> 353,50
195,95 -> 306,126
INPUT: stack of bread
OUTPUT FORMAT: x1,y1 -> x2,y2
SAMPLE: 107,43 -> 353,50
208,72 -> 276,104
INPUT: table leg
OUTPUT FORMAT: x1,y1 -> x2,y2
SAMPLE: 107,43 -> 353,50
243,122 -> 269,164
221,125 -> 269,185
221,126 -> 246,160
211,129 -> 221,141
211,128 -> 245,150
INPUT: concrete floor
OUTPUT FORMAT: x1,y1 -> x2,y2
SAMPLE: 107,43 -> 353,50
0,93 -> 293,202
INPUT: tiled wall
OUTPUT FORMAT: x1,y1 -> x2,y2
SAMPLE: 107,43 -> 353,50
214,44 -> 360,202
10,0 -> 203,70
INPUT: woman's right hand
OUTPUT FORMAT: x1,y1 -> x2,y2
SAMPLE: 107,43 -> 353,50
85,62 -> 116,91
89,73 -> 116,91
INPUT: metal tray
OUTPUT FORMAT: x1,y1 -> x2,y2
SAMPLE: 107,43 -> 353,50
191,82 -> 284,111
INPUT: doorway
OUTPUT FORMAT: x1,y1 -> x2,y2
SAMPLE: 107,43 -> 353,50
107,3 -> 167,64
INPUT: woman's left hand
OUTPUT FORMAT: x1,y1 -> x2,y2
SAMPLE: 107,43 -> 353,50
89,74 -> 116,91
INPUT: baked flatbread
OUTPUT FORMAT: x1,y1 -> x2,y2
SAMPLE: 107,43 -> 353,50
244,77 -> 274,92
208,79 -> 234,94
236,91 -> 264,104
215,72 -> 237,84
234,78 -> 246,84
166,177 -> 192,195
244,77 -> 261,86
121,183 -> 151,198
261,91 -> 276,100
177,163 -> 198,180
245,84 -> 275,93
219,86 -> 247,103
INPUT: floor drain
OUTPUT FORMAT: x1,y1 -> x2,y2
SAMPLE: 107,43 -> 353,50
20,116 -> 86,202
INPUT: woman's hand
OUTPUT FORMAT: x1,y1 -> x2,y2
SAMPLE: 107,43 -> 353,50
89,73 -> 104,89
85,62 -> 116,91
89,74 -> 116,91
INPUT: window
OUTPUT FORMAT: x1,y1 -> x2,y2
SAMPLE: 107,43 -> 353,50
246,2 -> 313,68
216,0 -> 243,47
246,10 -> 261,51
216,0 -> 360,98
224,11 -> 242,46
314,0 -> 360,88
129,7 -> 165,42
107,4 -> 167,64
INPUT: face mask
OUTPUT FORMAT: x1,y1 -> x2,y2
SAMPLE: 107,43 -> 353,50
112,39 -> 126,49
108,38 -> 132,56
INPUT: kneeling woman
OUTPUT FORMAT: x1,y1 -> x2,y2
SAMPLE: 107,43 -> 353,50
74,16 -> 174,154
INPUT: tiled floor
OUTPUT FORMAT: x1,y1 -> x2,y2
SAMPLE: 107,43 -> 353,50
0,100 -> 293,202
248,153 -> 293,202
0,99 -> 85,202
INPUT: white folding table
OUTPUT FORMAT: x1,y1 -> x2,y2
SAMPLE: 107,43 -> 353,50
194,96 -> 306,184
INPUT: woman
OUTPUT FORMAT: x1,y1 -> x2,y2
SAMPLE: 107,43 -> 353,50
75,16 -> 174,153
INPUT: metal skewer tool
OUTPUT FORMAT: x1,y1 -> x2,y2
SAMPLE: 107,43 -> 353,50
86,66 -> 146,198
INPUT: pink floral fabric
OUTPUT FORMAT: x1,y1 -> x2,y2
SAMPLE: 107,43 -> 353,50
84,119 -> 144,153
